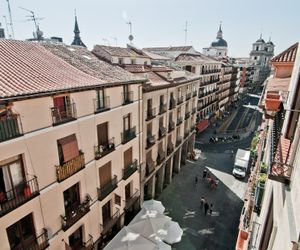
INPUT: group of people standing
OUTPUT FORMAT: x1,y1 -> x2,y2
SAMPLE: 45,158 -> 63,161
200,197 -> 213,216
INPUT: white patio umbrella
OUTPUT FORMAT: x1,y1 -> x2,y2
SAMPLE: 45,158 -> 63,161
128,216 -> 171,243
142,200 -> 165,214
161,221 -> 183,244
104,226 -> 171,250
129,207 -> 171,225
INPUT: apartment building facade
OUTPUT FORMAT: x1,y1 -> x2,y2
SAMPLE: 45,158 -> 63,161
0,40 -> 145,250
236,42 -> 299,250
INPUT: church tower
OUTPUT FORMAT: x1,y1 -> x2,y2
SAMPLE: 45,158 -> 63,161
71,14 -> 86,47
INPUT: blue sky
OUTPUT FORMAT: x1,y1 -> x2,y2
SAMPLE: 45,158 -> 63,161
0,0 -> 299,57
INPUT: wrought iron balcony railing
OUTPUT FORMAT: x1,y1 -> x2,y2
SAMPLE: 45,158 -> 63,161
146,160 -> 156,176
83,234 -> 94,250
51,103 -> 77,126
0,176 -> 39,217
56,152 -> 85,182
191,107 -> 197,114
100,209 -> 120,236
167,143 -> 174,156
159,127 -> 167,139
176,136 -> 182,147
122,126 -> 136,144
0,114 -> 23,142
185,111 -> 191,120
177,96 -> 184,105
146,108 -> 156,121
159,104 -> 167,115
157,151 -> 166,165
94,138 -> 115,160
192,90 -> 197,97
177,117 -> 183,126
124,190 -> 140,210
186,92 -> 192,100
98,175 -> 118,201
123,160 -> 138,180
61,200 -> 90,231
168,121 -> 175,132
122,91 -> 134,105
146,134 -> 156,149
169,98 -> 176,110
94,97 -> 110,114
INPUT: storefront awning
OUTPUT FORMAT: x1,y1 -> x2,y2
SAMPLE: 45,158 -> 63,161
197,119 -> 209,133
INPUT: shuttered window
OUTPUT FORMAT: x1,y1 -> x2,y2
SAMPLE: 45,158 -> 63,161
99,162 -> 111,187
97,122 -> 108,145
57,134 -> 79,163
124,147 -> 132,169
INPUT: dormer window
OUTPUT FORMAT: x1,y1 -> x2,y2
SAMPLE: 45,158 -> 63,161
131,59 -> 136,64
118,58 -> 123,64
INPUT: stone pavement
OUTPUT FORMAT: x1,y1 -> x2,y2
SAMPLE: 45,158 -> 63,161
157,149 -> 248,250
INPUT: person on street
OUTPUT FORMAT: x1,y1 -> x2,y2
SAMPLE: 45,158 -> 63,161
204,202 -> 209,216
202,169 -> 208,180
200,197 -> 205,209
210,203 -> 213,215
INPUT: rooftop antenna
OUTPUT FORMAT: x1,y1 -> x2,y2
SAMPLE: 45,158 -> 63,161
127,21 -> 134,44
19,7 -> 44,40
3,15 -> 11,38
6,0 -> 14,38
184,21 -> 188,45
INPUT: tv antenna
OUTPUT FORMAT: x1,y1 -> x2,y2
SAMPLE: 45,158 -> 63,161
127,21 -> 134,44
184,21 -> 189,45
3,15 -> 11,38
6,0 -> 14,38
19,7 -> 45,40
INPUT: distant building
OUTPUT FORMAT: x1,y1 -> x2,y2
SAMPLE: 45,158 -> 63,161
143,46 -> 197,59
0,23 -> 5,39
71,15 -> 86,47
203,24 -> 228,58
249,35 -> 274,89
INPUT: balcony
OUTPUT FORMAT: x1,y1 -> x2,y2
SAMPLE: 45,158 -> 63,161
61,200 -> 90,231
157,151 -> 166,165
202,69 -> 221,75
51,103 -> 77,126
177,117 -> 183,126
186,92 -> 192,100
94,97 -> 110,114
124,190 -> 140,211
185,111 -> 191,120
184,130 -> 189,138
192,90 -> 197,97
56,152 -> 85,182
146,134 -> 156,149
94,138 -> 115,160
190,125 -> 195,132
97,175 -> 118,201
158,126 -> 167,139
0,176 -> 39,217
168,121 -> 175,132
192,107 -> 197,114
100,209 -> 120,236
83,235 -> 94,250
122,126 -> 136,144
146,108 -> 156,121
167,143 -> 174,156
177,96 -> 184,105
169,98 -> 176,110
176,136 -> 182,147
33,228 -> 49,250
159,104 -> 167,115
122,91 -> 134,105
146,160 -> 156,176
123,160 -> 138,180
0,114 -> 23,142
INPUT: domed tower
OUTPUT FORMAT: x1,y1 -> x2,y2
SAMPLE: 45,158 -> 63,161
210,23 -> 228,57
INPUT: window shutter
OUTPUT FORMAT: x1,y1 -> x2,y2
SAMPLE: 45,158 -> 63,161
58,134 -> 79,162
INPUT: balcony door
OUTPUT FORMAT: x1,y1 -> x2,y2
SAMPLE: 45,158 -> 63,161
124,147 -> 132,169
147,99 -> 152,115
0,155 -> 25,200
53,95 -> 71,119
6,213 -> 36,250
125,182 -> 131,200
69,226 -> 83,250
99,162 -> 112,187
97,122 -> 108,146
123,114 -> 130,132
97,89 -> 105,110
63,183 -> 80,214
123,85 -> 129,102
102,200 -> 111,224
57,134 -> 79,164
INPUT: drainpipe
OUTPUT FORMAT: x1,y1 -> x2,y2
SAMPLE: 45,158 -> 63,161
138,83 -> 143,204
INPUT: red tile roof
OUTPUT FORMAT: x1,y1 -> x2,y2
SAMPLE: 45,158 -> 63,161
0,40 -> 108,99
144,46 -> 193,52
271,43 -> 298,63
93,45 -> 149,58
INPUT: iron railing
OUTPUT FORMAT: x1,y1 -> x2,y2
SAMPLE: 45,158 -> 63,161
0,114 -> 23,142
146,161 -> 155,176
0,176 -> 39,217
122,91 -> 134,105
168,121 -> 175,132
169,98 -> 176,110
185,111 -> 191,120
192,90 -> 197,97
159,127 -> 167,139
61,200 -> 90,231
177,96 -> 184,105
176,136 -> 182,147
98,175 -> 118,201
146,134 -> 156,149
122,126 -> 136,144
192,107 -> 197,114
51,103 -> 77,125
124,190 -> 140,210
83,234 -> 94,250
177,117 -> 183,126
56,152 -> 85,182
94,138 -> 115,160
146,108 -> 156,121
157,151 -> 166,165
186,92 -> 192,100
123,160 -> 138,180
167,143 -> 174,156
100,209 -> 120,236
94,97 -> 110,113
159,104 -> 167,115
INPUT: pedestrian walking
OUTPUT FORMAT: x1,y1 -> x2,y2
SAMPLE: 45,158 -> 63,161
200,197 -> 205,209
204,202 -> 209,216
195,176 -> 198,185
209,203 -> 213,215
202,169 -> 207,180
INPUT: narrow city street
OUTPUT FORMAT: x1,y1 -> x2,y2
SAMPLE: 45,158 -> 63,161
157,98 -> 260,250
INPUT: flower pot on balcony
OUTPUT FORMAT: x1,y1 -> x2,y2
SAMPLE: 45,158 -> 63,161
24,186 -> 32,197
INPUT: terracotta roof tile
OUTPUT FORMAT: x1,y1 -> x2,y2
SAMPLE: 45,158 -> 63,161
271,43 -> 298,63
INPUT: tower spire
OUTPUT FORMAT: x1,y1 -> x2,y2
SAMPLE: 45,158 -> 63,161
217,21 -> 223,39
71,10 -> 86,47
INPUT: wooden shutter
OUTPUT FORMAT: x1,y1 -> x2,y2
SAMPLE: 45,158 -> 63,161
58,134 -> 79,162
97,122 -> 108,145
124,147 -> 132,169
99,162 -> 111,187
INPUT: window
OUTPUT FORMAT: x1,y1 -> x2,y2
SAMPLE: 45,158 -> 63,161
118,58 -> 123,64
125,183 -> 131,200
6,213 -> 36,249
99,162 -> 112,187
53,95 -> 71,119
115,194 -> 121,206
123,114 -> 130,131
0,155 -> 25,200
256,46 -> 259,51
124,147 -> 133,169
57,134 -> 79,164
96,89 -> 105,110
69,226 -> 83,249
144,61 -> 148,66
131,59 -> 136,64
63,183 -> 80,213
102,200 -> 111,224
97,122 -> 108,146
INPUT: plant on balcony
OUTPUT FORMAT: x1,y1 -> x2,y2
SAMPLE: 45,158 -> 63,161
257,173 -> 267,183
